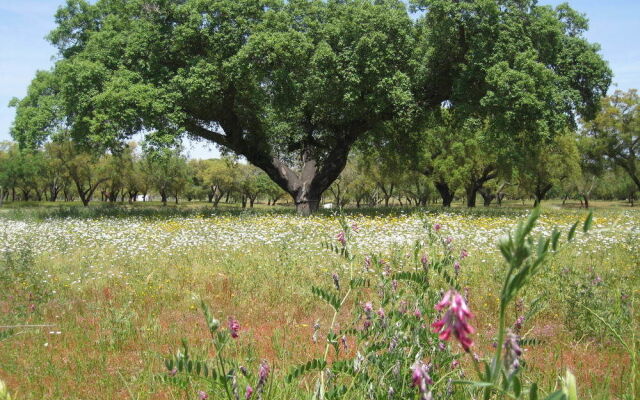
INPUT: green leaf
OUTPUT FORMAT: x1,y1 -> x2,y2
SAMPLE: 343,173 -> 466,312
529,382 -> 538,400
286,359 -> 327,383
349,277 -> 370,289
567,221 -> 578,242
544,390 -> 567,400
311,286 -> 341,311
583,212 -> 593,233
513,375 -> 521,397
452,380 -> 494,388
551,229 -> 561,251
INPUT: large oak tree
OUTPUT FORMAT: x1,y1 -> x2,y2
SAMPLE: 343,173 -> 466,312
11,0 -> 611,214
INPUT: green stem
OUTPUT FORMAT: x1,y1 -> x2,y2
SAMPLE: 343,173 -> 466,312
485,303 -> 507,400
215,344 -> 232,400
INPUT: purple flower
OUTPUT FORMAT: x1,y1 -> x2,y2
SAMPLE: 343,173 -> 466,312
336,231 -> 346,246
445,236 -> 453,245
363,256 -> 372,271
453,261 -> 460,275
363,320 -> 372,330
460,249 -> 469,259
433,223 -> 442,232
431,290 -> 475,352
351,223 -> 360,232
504,330 -> 523,372
414,307 -> 422,318
197,390 -> 208,400
377,308 -> 386,319
513,315 -> 525,333
258,360 -> 270,384
420,254 -> 429,266
411,361 -> 433,399
341,335 -> 348,351
168,367 -> 177,377
228,317 -> 240,338
245,385 -> 253,399
363,302 -> 373,314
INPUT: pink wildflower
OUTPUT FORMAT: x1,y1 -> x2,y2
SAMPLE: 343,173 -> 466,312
377,308 -> 386,319
197,391 -> 208,400
363,302 -> 373,313
431,290 -> 475,352
245,385 -> 253,399
411,361 -> 433,399
341,335 -> 348,350
420,254 -> 429,267
258,360 -> 270,385
433,223 -> 442,232
460,249 -> 469,259
228,317 -> 240,338
336,231 -> 346,246
454,261 -> 460,275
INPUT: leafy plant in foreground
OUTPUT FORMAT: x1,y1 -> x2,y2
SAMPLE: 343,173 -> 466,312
163,209 -> 600,399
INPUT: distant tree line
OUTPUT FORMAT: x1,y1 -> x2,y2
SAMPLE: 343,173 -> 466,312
0,140 -> 287,207
1,89 -> 637,208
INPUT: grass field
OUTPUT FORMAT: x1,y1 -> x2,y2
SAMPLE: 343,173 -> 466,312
0,202 -> 638,399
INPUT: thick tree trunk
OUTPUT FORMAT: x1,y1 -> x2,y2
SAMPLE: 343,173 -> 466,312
435,181 -> 454,207
213,193 -> 223,207
160,191 -> 167,206
534,183 -> 553,206
465,186 -> 477,208
295,198 -> 319,215
479,188 -> 495,207
50,187 -> 59,202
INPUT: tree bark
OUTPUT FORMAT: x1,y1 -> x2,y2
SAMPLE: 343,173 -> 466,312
478,187 -> 495,207
185,115 -> 362,216
466,186 -> 477,208
533,183 -> 553,206
435,181 -> 454,207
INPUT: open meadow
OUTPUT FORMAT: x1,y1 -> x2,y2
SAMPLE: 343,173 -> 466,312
0,203 -> 638,399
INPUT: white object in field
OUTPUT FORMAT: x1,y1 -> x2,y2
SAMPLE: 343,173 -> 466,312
322,203 -> 334,209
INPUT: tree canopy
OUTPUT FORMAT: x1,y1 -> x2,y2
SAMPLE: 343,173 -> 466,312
10,0 -> 611,214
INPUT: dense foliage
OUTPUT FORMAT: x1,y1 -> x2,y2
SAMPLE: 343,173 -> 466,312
9,0 -> 611,214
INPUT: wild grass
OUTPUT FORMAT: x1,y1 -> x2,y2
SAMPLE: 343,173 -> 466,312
0,204 -> 637,399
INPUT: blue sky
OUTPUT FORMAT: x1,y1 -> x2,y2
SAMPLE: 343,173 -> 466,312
0,0 -> 638,159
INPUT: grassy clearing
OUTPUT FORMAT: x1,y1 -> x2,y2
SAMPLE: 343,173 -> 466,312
0,204 -> 638,399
